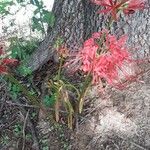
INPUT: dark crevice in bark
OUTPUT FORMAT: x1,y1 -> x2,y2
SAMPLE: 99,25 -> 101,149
82,0 -> 102,40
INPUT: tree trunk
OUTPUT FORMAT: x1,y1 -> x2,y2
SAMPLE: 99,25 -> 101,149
27,0 -> 150,71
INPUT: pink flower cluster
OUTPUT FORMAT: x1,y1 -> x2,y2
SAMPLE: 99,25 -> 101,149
77,30 -> 132,86
92,0 -> 146,20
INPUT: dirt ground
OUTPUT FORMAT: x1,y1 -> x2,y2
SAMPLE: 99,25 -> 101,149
71,68 -> 150,150
0,63 -> 150,150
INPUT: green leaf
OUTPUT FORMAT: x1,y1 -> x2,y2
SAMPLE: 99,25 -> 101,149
17,65 -> 32,76
0,1 -> 14,15
42,11 -> 55,27
30,0 -> 40,7
32,22 -> 43,32
32,17 -> 44,32
44,95 -> 56,107
33,8 -> 39,15
34,0 -> 40,7
11,92 -> 18,100
32,16 -> 40,24
30,0 -> 35,5
11,48 -> 18,58
16,0 -> 24,3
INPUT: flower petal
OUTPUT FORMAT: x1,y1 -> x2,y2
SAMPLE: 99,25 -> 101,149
2,58 -> 18,65
0,65 -> 7,74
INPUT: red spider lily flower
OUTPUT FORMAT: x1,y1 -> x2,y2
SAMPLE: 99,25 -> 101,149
92,55 -> 118,84
92,0 -> 146,20
2,58 -> 18,65
123,0 -> 146,14
81,44 -> 98,72
105,34 -> 130,64
56,44 -> 69,58
92,0 -> 129,20
0,65 -> 7,74
67,30 -> 136,88
64,39 -> 98,74
0,42 -> 18,74
91,31 -> 132,86
0,58 -> 18,74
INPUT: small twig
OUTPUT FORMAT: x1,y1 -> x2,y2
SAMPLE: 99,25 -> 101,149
4,101 -> 68,114
5,101 -> 39,108
22,110 -> 29,150
19,104 -> 40,150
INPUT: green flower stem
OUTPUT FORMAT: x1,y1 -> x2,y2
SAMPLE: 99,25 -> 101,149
65,84 -> 80,99
107,17 -> 114,30
57,57 -> 63,80
78,73 -> 92,113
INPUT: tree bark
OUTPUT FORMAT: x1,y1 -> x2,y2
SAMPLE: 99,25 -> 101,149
27,0 -> 150,71
27,0 -> 101,71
